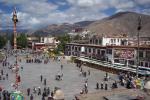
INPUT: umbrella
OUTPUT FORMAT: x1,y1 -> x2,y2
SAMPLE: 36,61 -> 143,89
144,81 -> 150,89
53,89 -> 64,100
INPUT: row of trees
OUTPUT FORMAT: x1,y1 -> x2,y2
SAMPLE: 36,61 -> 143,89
0,35 -> 7,49
0,33 -> 28,49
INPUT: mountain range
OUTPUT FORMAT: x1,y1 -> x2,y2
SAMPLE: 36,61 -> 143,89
33,11 -> 150,37
1,11 -> 150,37
32,21 -> 94,36
86,12 -> 150,37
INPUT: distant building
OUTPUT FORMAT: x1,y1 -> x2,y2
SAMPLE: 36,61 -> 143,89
27,36 -> 60,51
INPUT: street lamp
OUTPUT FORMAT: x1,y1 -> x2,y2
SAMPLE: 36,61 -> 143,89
136,16 -> 141,78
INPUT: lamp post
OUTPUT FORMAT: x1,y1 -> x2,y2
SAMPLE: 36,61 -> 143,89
136,16 -> 141,78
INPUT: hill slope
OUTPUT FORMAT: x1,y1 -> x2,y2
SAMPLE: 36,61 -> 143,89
33,21 -> 95,36
86,12 -> 150,37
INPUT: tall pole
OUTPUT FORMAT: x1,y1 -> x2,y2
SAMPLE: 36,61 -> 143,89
12,7 -> 18,50
12,7 -> 19,90
136,16 -> 141,78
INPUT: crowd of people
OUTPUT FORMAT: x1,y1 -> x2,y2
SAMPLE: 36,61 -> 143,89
0,49 -> 149,100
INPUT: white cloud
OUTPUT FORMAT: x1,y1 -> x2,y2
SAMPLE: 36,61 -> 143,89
0,0 -> 150,29
0,9 -> 2,13
135,0 -> 150,5
21,1 -> 58,15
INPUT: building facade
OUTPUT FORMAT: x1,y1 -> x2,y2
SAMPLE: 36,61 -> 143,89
27,36 -> 60,51
65,35 -> 150,71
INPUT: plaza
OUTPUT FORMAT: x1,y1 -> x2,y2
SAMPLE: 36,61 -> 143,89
0,53 -> 118,100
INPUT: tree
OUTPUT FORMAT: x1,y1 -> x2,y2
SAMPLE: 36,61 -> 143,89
56,34 -> 70,53
17,33 -> 28,48
0,35 -> 7,49
73,34 -> 82,40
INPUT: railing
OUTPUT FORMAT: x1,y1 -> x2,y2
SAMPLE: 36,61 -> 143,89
77,56 -> 150,75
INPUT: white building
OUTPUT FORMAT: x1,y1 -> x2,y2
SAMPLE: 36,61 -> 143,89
89,35 -> 128,46
40,37 -> 59,44
102,36 -> 128,46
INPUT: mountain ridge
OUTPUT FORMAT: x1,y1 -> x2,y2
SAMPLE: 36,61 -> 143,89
86,12 -> 150,37
1,11 -> 150,37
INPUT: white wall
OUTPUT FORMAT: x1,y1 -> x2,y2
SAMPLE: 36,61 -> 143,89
102,37 -> 128,46
40,37 -> 59,44
102,37 -> 110,46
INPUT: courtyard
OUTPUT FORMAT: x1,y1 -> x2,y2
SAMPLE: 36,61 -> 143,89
0,53 -> 118,100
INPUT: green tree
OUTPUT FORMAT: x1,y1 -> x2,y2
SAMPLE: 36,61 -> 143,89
56,34 -> 70,53
73,34 -> 82,40
17,33 -> 28,48
0,35 -> 7,49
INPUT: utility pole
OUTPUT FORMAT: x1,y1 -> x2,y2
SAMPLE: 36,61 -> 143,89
136,16 -> 141,78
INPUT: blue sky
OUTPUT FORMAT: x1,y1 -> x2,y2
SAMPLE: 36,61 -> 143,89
0,0 -> 150,30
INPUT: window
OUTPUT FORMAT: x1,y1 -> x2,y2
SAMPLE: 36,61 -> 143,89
75,47 -> 77,51
146,51 -> 150,58
85,48 -> 87,53
99,39 -> 102,45
78,47 -> 81,51
97,49 -> 100,54
111,39 -> 113,43
95,39 -> 98,44
139,51 -> 144,58
89,48 -> 91,53
93,48 -> 95,53
140,62 -> 143,66
106,49 -> 112,54
90,39 -> 92,44
118,39 -> 119,42
114,39 -> 116,43
72,46 -> 74,50
145,62 -> 148,67
101,50 -> 105,56
129,60 -> 134,65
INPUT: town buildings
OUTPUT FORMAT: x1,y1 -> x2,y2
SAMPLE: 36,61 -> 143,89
27,35 -> 59,51
65,34 -> 150,75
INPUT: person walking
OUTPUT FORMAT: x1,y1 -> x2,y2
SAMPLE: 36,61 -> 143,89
30,94 -> 33,100
88,70 -> 90,75
27,88 -> 30,96
44,78 -> 46,86
42,96 -> 45,100
33,86 -> 37,94
105,83 -> 108,90
6,73 -> 8,80
38,87 -> 41,95
21,66 -> 23,71
101,82 -> 103,89
61,64 -> 63,70
47,87 -> 50,95
1,70 -> 3,75
96,82 -> 99,89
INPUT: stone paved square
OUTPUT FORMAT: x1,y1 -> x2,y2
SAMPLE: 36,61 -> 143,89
0,54 -> 118,100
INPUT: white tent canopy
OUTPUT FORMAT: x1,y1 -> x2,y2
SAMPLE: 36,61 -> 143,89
144,81 -> 150,89
53,89 -> 64,100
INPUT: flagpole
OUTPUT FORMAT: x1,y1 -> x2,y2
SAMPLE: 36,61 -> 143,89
136,16 -> 141,78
